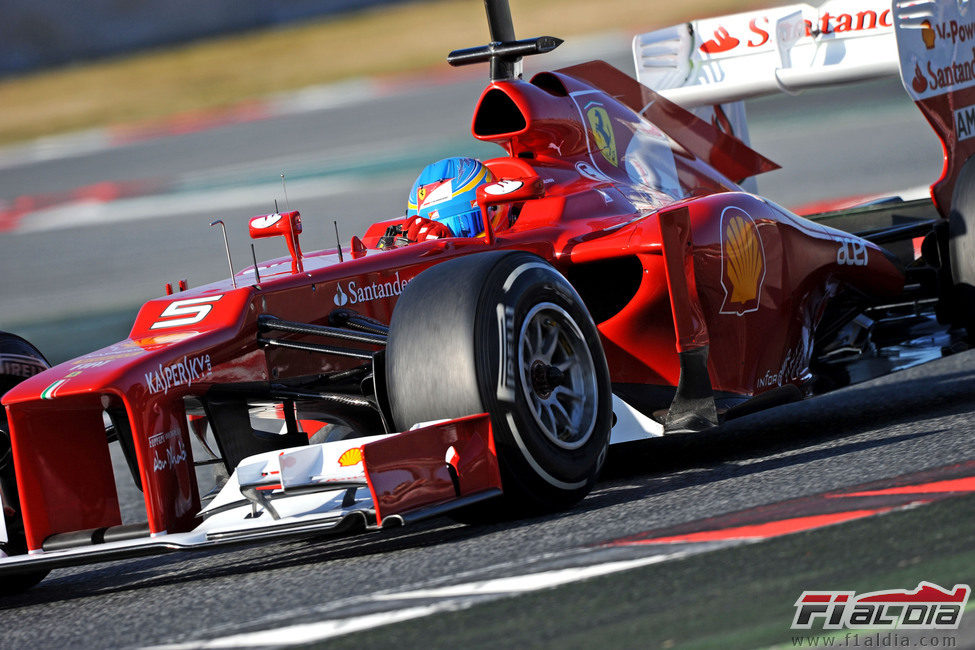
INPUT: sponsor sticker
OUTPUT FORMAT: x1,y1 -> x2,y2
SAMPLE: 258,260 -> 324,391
417,179 -> 452,209
585,104 -> 618,167
148,428 -> 188,473
574,161 -> 613,183
956,104 -> 975,141
332,271 -> 412,307
70,360 -> 111,370
836,239 -> 869,266
337,447 -> 363,467
719,206 -> 766,315
68,340 -> 144,364
132,331 -> 200,351
496,303 -> 516,402
144,354 -> 212,395
696,5 -> 893,58
896,2 -> 975,101
757,344 -> 810,390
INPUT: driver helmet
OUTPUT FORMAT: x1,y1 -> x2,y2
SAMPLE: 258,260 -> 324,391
407,157 -> 493,237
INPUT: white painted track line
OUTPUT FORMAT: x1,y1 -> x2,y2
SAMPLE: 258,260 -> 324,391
146,553 -> 678,649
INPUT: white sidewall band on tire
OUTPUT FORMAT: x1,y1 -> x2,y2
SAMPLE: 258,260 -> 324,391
505,412 -> 587,490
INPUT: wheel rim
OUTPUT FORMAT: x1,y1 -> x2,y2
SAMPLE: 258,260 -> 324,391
518,303 -> 598,450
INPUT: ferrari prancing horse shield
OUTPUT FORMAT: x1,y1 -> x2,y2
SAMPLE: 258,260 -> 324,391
586,105 -> 618,167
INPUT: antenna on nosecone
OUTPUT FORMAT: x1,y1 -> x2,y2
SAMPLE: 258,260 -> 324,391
334,220 -> 344,263
209,219 -> 237,289
281,172 -> 291,211
251,244 -> 261,286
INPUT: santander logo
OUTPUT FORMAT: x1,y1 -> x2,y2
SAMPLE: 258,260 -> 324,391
701,27 -> 740,54
913,64 -> 929,94
332,271 -> 412,307
698,7 -> 892,55
333,282 -> 349,307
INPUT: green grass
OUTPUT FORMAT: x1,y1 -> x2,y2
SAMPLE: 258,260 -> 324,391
0,0 -> 782,147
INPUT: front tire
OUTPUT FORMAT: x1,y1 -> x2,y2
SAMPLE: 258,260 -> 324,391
386,252 -> 612,513
1,413 -> 49,596
0,332 -> 52,595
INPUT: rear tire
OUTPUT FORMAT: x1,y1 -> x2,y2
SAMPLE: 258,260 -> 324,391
948,157 -> 975,337
385,252 -> 612,515
0,333 -> 52,595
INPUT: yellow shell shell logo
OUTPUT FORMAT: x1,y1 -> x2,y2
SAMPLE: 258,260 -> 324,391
586,105 -> 618,167
719,208 -> 765,315
338,447 -> 363,467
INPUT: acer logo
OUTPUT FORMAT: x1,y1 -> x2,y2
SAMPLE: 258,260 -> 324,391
836,240 -> 868,267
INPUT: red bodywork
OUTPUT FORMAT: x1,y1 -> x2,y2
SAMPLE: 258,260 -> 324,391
2,62 -> 903,551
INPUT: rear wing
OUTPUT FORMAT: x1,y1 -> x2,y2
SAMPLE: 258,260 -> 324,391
634,0 -> 975,217
634,0 -> 898,109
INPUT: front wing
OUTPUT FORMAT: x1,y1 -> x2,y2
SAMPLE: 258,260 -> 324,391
0,414 -> 500,576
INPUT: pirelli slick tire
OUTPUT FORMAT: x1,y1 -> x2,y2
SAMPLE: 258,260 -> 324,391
948,156 -> 975,337
386,251 -> 612,515
0,332 -> 51,595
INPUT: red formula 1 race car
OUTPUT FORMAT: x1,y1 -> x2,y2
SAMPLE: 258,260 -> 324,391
1,0 -> 972,594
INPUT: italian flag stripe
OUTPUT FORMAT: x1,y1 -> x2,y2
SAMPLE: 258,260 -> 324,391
40,379 -> 66,400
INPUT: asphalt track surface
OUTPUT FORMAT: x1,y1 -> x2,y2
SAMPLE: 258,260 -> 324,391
1,48 -> 973,649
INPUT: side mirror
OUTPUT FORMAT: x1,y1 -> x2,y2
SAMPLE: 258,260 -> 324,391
476,178 -> 545,243
477,178 -> 545,206
249,211 -> 303,273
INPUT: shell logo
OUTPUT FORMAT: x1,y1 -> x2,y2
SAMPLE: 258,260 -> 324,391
338,447 -> 363,467
719,207 -> 766,316
921,19 -> 936,50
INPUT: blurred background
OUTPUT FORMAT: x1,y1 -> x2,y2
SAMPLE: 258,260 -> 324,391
0,0 -> 942,361
0,0 -> 414,76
